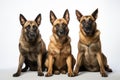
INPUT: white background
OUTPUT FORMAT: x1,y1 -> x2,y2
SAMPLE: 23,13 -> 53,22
0,0 -> 120,73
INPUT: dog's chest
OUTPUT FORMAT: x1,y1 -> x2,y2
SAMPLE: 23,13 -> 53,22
26,52 -> 38,61
80,42 -> 100,66
20,44 -> 40,61
49,36 -> 71,69
55,54 -> 66,69
50,44 -> 70,69
56,47 -> 70,69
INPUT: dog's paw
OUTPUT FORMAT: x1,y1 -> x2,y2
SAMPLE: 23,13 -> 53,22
45,73 -> 52,77
21,69 -> 27,72
101,73 -> 108,77
38,72 -> 44,76
106,68 -> 112,72
13,73 -> 20,77
54,70 -> 60,75
73,71 -> 78,76
61,70 -> 66,74
68,72 -> 74,77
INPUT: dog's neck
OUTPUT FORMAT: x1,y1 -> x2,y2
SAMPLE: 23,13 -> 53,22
79,30 -> 100,46
51,34 -> 70,48
54,34 -> 69,43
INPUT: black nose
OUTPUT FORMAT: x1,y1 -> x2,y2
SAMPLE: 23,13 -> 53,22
59,30 -> 64,34
30,32 -> 35,36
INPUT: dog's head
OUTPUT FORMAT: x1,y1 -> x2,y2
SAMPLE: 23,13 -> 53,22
76,9 -> 98,36
50,9 -> 69,38
20,14 -> 41,42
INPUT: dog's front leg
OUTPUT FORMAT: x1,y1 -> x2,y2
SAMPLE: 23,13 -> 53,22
45,54 -> 53,77
74,52 -> 83,76
37,53 -> 44,76
13,54 -> 25,77
66,55 -> 74,77
96,52 -> 108,77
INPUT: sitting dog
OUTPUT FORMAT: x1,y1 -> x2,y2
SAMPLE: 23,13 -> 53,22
13,14 -> 47,77
74,9 -> 112,77
45,9 -> 76,77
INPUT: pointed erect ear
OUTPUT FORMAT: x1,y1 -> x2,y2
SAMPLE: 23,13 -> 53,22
76,10 -> 83,22
50,10 -> 57,25
63,9 -> 70,23
35,14 -> 41,26
19,14 -> 27,26
92,8 -> 98,20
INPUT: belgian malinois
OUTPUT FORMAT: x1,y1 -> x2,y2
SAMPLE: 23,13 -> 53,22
74,9 -> 112,77
45,9 -> 76,77
13,14 -> 47,77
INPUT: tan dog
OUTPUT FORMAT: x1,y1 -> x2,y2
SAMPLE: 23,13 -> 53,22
13,14 -> 47,77
74,9 -> 112,77
45,9 -> 76,77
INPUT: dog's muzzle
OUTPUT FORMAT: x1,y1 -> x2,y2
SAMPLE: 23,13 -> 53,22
58,29 -> 65,36
84,25 -> 92,33
57,27 -> 66,37
27,32 -> 37,41
82,21 -> 95,36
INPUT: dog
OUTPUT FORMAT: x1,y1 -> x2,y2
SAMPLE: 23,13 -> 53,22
45,9 -> 76,77
13,14 -> 47,77
74,9 -> 112,77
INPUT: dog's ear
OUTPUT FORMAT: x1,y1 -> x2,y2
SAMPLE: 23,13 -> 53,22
20,14 -> 27,26
50,10 -> 57,25
92,8 -> 98,20
76,10 -> 83,22
35,14 -> 41,26
63,9 -> 70,23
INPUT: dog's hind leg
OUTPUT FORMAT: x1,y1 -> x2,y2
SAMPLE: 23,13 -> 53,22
102,53 -> 112,72
105,65 -> 112,72
21,59 -> 29,72
22,65 -> 28,72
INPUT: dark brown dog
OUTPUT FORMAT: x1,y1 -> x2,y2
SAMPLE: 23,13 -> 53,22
45,9 -> 76,77
13,14 -> 47,77
74,9 -> 112,77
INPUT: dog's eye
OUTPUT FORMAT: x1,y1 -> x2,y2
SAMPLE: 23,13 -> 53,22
33,26 -> 37,31
88,19 -> 93,24
55,24 -> 59,29
26,26 -> 30,30
62,23 -> 67,27
81,20 -> 85,25
62,23 -> 67,29
62,23 -> 66,27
